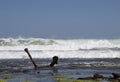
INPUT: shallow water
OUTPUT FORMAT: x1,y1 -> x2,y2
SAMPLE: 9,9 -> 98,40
0,58 -> 120,82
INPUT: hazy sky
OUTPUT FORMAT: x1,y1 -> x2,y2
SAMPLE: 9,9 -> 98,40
0,0 -> 120,39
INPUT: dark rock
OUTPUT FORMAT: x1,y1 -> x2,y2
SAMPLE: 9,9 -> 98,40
93,73 -> 104,78
22,70 -> 30,73
112,73 -> 120,79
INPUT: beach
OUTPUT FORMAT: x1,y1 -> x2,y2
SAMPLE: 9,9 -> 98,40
0,58 -> 120,82
0,38 -> 120,82
0,0 -> 120,81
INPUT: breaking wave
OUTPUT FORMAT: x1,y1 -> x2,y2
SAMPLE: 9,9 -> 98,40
0,37 -> 120,59
0,38 -> 57,46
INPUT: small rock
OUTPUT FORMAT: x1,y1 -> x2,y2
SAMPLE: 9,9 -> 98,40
93,73 -> 103,78
112,73 -> 120,79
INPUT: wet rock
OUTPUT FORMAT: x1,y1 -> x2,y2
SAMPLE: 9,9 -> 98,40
22,69 -> 30,73
93,73 -> 104,79
112,73 -> 120,79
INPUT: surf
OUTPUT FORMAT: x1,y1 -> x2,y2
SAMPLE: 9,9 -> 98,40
0,37 -> 120,59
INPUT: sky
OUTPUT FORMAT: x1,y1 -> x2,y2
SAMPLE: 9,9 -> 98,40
0,0 -> 120,39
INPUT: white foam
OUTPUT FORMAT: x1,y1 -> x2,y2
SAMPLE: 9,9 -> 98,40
0,38 -> 120,59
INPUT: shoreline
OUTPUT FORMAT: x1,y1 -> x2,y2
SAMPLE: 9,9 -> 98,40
0,58 -> 120,82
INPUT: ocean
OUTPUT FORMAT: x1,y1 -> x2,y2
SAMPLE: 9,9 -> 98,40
0,38 -> 120,59
0,38 -> 120,82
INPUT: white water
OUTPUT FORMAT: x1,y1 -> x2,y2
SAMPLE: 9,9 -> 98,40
0,38 -> 120,59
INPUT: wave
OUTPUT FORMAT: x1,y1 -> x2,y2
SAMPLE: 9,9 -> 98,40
0,38 -> 120,51
0,38 -> 120,59
0,38 -> 57,46
79,47 -> 120,51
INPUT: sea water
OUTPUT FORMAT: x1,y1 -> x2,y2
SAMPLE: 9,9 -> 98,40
0,38 -> 120,59
0,37 -> 120,68
0,38 -> 120,82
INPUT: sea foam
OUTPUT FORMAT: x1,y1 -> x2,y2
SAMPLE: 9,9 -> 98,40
0,38 -> 120,59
